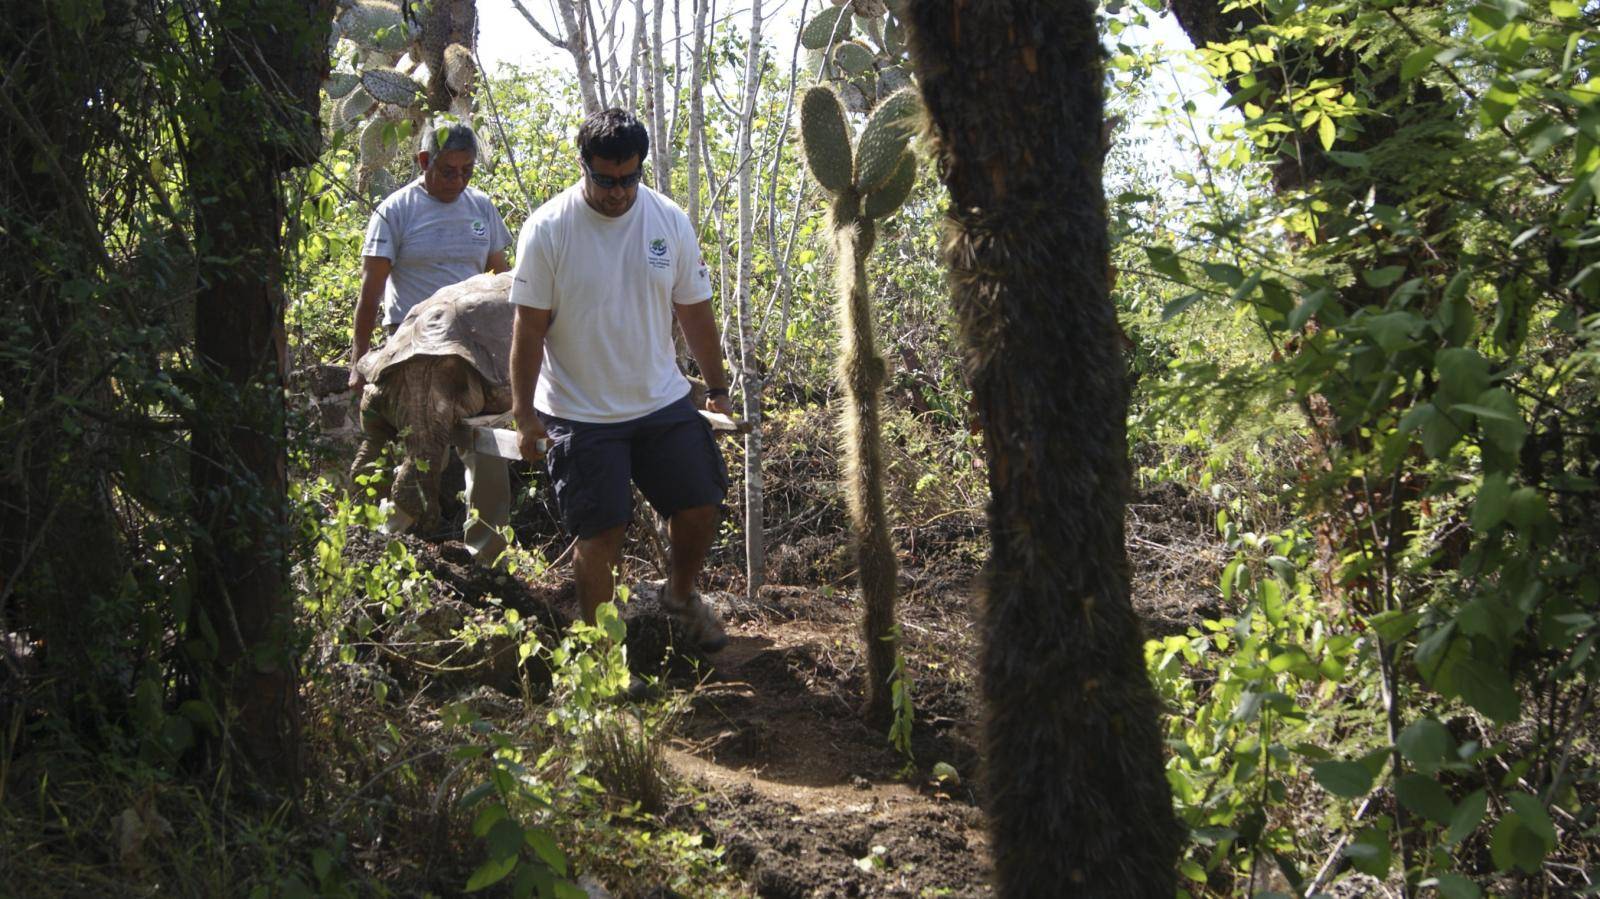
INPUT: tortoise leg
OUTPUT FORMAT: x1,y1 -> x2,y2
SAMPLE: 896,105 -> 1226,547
351,385 -> 398,500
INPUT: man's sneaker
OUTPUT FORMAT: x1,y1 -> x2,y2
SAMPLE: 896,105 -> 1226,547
660,591 -> 729,653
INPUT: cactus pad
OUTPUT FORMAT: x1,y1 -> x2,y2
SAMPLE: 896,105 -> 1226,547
801,6 -> 851,50
444,43 -> 475,92
863,151 -> 916,220
359,119 -> 397,167
323,71 -> 361,99
801,86 -> 854,195
854,87 -> 920,193
831,41 -> 876,76
360,67 -> 425,105
335,86 -> 377,129
337,1 -> 411,53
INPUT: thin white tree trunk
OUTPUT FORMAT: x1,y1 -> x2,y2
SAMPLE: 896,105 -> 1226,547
734,0 -> 764,598
686,0 -> 707,230
548,0 -> 601,114
649,0 -> 671,197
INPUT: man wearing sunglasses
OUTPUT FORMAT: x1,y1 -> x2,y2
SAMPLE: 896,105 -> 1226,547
349,121 -> 514,562
508,108 -> 734,652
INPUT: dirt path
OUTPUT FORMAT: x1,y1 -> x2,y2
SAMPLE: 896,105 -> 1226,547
657,587 -> 995,898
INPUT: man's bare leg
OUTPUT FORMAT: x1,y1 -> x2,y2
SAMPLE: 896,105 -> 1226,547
667,504 -> 719,603
573,524 -> 627,624
665,504 -> 727,651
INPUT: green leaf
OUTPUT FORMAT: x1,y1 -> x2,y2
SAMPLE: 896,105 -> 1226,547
1455,645 -> 1520,723
1402,47 -> 1440,81
1324,150 -> 1369,168
1551,0 -> 1579,15
1435,347 -> 1490,404
1318,113 -> 1337,150
1313,760 -> 1375,798
1446,790 -> 1488,844
472,803 -> 509,838
1364,265 -> 1407,288
1370,609 -> 1421,643
1491,812 -> 1550,873
1202,261 -> 1243,287
1426,873 -> 1482,899
1162,292 -> 1204,321
1288,288 -> 1328,331
1344,825 -> 1392,877
1506,486 -> 1549,532
1397,717 -> 1454,772
524,827 -> 568,876
1366,311 -> 1421,352
1422,405 -> 1465,459
465,854 -> 519,892
1144,245 -> 1187,281
487,818 -> 526,861
1470,387 -> 1526,454
1395,773 -> 1456,823
1472,474 -> 1512,532
1506,793 -> 1557,848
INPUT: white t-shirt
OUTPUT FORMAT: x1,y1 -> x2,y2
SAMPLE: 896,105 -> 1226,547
361,179 -> 512,326
508,183 -> 713,423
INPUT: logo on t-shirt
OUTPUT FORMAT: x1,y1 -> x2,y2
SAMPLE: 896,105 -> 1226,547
647,236 -> 671,269
471,219 -> 487,239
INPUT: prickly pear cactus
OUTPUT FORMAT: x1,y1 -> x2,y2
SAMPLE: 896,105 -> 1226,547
862,151 -> 916,220
799,72 -> 924,725
853,87 -> 919,193
322,0 -> 480,200
801,87 -> 854,195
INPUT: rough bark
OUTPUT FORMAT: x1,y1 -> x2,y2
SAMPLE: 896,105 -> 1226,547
184,0 -> 332,790
832,204 -> 899,725
903,1 -> 1182,894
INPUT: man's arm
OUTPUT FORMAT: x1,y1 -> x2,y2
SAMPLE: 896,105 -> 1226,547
486,250 -> 510,274
510,304 -> 553,460
348,255 -> 393,389
675,300 -> 734,416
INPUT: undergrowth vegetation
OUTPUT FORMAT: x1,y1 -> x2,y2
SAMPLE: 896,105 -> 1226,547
4,0 -> 1597,895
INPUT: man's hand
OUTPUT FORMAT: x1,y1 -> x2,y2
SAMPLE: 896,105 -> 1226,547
517,416 -> 550,462
348,364 -> 366,392
704,393 -> 735,417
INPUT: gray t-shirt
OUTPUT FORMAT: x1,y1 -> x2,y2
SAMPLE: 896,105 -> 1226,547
361,179 -> 512,326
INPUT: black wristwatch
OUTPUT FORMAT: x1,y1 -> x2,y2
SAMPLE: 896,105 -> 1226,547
706,386 -> 730,399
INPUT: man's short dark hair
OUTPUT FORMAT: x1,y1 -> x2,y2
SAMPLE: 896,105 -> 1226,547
577,108 -> 649,164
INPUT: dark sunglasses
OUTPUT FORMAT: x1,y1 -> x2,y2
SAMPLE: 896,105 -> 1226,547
582,161 -> 645,190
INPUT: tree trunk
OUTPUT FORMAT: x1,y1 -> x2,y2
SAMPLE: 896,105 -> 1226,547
903,2 -> 1182,894
648,0 -> 671,197
555,0 -> 603,114
686,0 -> 708,231
734,0 -> 765,598
184,0 -> 331,791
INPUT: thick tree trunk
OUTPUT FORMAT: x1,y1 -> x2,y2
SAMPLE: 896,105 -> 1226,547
184,0 -> 330,791
903,2 -> 1182,894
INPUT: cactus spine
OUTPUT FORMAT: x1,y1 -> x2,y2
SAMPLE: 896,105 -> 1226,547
800,83 -> 922,724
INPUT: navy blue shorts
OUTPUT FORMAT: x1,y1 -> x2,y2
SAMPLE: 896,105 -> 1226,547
537,393 -> 729,538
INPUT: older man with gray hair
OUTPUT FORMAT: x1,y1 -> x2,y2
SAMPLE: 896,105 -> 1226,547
350,120 -> 514,561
